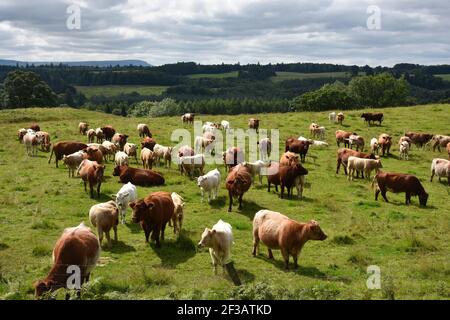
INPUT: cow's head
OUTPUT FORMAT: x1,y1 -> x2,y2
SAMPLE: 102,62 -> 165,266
94,164 -> 105,179
307,220 -> 327,241
112,165 -> 124,176
295,163 -> 308,176
419,192 -> 429,207
33,279 -> 60,299
197,175 -> 207,187
129,199 -> 151,223
198,228 -> 214,248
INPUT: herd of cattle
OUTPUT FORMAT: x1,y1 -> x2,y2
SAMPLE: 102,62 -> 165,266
15,111 -> 450,299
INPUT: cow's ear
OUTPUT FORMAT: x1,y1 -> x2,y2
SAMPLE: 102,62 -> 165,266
211,229 -> 216,234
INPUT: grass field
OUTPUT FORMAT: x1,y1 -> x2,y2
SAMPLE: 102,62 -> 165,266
270,71 -> 365,82
186,71 -> 239,79
0,104 -> 449,300
75,85 -> 169,98
434,74 -> 450,81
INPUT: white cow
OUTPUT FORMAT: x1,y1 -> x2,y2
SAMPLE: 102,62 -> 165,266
114,151 -> 129,167
198,219 -> 233,274
62,150 -> 85,177
23,132 -> 41,157
112,182 -> 137,224
430,158 -> 450,185
399,141 -> 410,160
197,168 -> 221,202
347,156 -> 382,180
170,192 -> 185,233
311,140 -> 329,148
370,138 -> 379,155
153,143 -> 173,168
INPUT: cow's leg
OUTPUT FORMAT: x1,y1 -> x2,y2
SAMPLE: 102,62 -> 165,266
143,225 -> 150,242
381,189 -> 389,202
84,181 -> 87,192
375,187 -> 380,201
97,226 -> 103,246
268,248 -> 274,259
252,231 -> 259,256
336,159 -> 341,174
160,224 -> 166,241
292,252 -> 299,270
280,184 -> 285,198
405,193 -> 411,205
89,183 -> 94,198
430,170 -> 434,182
97,182 -> 101,198
105,231 -> 111,247
267,181 -> 271,192
238,194 -> 243,210
228,190 -> 233,212
281,249 -> 290,270
361,171 -> 364,179
275,185 -> 279,192
113,225 -> 118,242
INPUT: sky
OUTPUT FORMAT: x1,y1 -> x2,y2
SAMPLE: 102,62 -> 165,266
0,0 -> 449,67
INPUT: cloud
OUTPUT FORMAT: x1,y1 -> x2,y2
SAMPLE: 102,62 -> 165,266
0,0 -> 449,66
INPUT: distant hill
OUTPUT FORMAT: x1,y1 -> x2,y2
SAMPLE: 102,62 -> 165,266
0,59 -> 151,67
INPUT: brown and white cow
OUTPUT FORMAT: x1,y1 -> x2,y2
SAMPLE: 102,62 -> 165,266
79,122 -> 89,135
430,135 -> 450,152
285,137 -> 311,163
223,146 -> 245,171
36,131 -> 51,152
181,113 -> 195,124
137,123 -> 152,138
405,132 -> 433,148
336,148 -> 377,175
378,133 -> 392,156
77,159 -> 105,198
48,141 -> 88,167
248,118 -> 260,133
111,133 -> 128,151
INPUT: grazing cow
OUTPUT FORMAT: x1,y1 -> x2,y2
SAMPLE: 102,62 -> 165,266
378,134 -> 392,156
89,201 -> 119,247
399,141 -> 410,160
23,132 -> 41,157
181,113 -> 195,124
137,123 -> 152,138
361,113 -> 383,125
123,142 -> 138,163
221,120 -> 230,131
129,191 -> 174,247
115,151 -> 129,167
63,151 -> 85,178
78,159 -> 105,198
252,210 -> 327,270
180,154 -> 205,177
335,130 -> 353,147
198,220 -> 233,274
349,134 -> 365,151
86,129 -> 96,143
170,192 -> 185,234
84,146 -> 103,164
29,123 -> 41,132
101,141 -> 117,161
370,138 -> 379,155
225,165 -> 252,212
405,132 -> 433,148
337,112 -> 344,125
373,171 -> 428,206
278,163 -> 308,199
430,158 -> 450,185
259,138 -> 272,161
34,223 -> 100,299
153,144 -> 173,168
141,137 -> 156,151
111,133 -> 128,151
280,151 -> 300,167
101,126 -> 116,141
197,168 -> 221,202
248,118 -> 260,133
328,112 -> 336,123
111,182 -> 138,224
17,128 -> 27,143
347,156 -> 382,180
285,138 -> 311,163
447,142 -> 450,160
222,147 -> 244,171
140,147 -> 155,169
95,128 -> 104,143
113,165 -> 164,186
48,141 -> 88,167
430,135 -> 450,152
36,131 -> 51,152
79,122 -> 88,135
336,148 -> 377,175
241,160 -> 267,185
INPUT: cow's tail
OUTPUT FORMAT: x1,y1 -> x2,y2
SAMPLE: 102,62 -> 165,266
48,147 -> 54,164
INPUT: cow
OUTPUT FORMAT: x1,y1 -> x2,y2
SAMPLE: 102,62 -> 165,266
280,151 -> 300,167
311,126 -> 326,140
447,142 -> 450,160
113,165 -> 165,186
153,144 -> 173,168
430,135 -> 450,152
23,132 -> 42,157
115,151 -> 129,167
328,112 -> 336,123
336,148 -> 377,175
337,112 -> 344,125
252,210 -> 327,270
141,137 -> 156,151
137,123 -> 152,138
399,141 -> 410,160
430,158 -> 450,185
17,128 -> 27,143
79,122 -> 89,135
48,141 -> 88,168
310,140 -> 328,148
198,220 -> 233,275
170,192 -> 185,234
101,141 -> 117,161
373,171 -> 428,206
112,133 -> 128,151
248,118 -> 260,133
123,143 -> 138,163
95,128 -> 104,143
361,113 -> 383,125
180,154 -> 205,177
399,136 -> 412,149
197,168 -> 221,202
111,182 -> 138,224
221,120 -> 230,131
141,147 -> 155,169
86,129 -> 96,143
29,123 -> 41,132
129,191 -> 174,247
405,132 -> 433,148
370,138 -> 379,155
349,134 -> 365,152
181,113 -> 195,124
259,138 -> 272,161
35,131 -> 51,152
34,223 -> 100,299
222,147 -> 244,171
225,164 -> 252,212
278,163 -> 308,199
335,130 -> 353,147
101,126 -> 116,141
267,161 -> 281,193
78,159 -> 105,198
378,133 -> 392,156
309,123 -> 319,136
84,146 -> 103,164
285,137 -> 311,163
89,201 -> 119,247
62,151 -> 85,178
347,156 -> 382,180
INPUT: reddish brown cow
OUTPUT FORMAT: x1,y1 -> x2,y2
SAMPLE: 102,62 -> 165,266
248,118 -> 260,133
405,132 -> 433,148
34,223 -> 100,299
112,133 -> 129,150
29,123 -> 41,131
378,133 -> 392,156
48,141 -> 88,167
223,146 -> 245,171
113,165 -> 164,186
361,113 -> 383,125
78,160 -> 105,198
129,191 -> 174,247
336,148 -> 376,175
373,171 -> 428,206
141,137 -> 157,151
285,137 -> 311,163
335,130 -> 353,147
225,165 -> 252,212
101,126 -> 116,141
279,151 -> 300,167
84,146 -> 103,163
279,163 -> 308,199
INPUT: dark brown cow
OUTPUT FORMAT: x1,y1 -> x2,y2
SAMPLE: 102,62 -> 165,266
141,137 -> 157,151
225,165 -> 252,212
111,133 -> 129,151
113,165 -> 164,186
83,146 -> 103,164
405,132 -> 433,148
29,123 -> 41,131
34,223 -> 100,299
285,137 -> 311,162
48,141 -> 88,167
373,171 -> 428,206
335,130 -> 353,147
279,163 -> 308,199
129,191 -> 174,247
361,113 -> 383,125
378,133 -> 392,156
336,148 -> 376,175
248,118 -> 260,133
78,160 -> 105,198
101,126 -> 116,141
181,113 -> 195,124
223,146 -> 245,171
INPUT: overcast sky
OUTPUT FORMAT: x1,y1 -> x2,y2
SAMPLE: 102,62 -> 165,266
0,0 -> 449,66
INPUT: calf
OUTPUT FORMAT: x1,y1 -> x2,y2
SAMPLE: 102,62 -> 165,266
197,168 -> 221,202
248,118 -> 260,133
241,160 -> 267,185
62,151 -> 85,177
137,123 -> 152,138
79,122 -> 88,135
140,147 -> 155,169
195,136 -> 215,154
252,210 -> 327,270
17,128 -> 27,143
95,128 -> 104,143
153,144 -> 173,168
170,192 -> 185,234
280,151 -> 300,167
87,129 -> 96,143
370,137 -> 379,155
181,113 -> 195,124
180,154 -> 205,177
113,164 -> 164,186
373,171 -> 428,206
399,136 -> 412,149
48,141 -> 88,168
399,141 -> 410,160
378,133 -> 392,156
129,191 -> 174,247
430,158 -> 450,185
225,165 -> 252,212
115,151 -> 129,167
336,148 -> 377,175
89,201 -> 119,247
34,223 -> 100,299
111,182 -> 138,224
328,112 -> 336,123
337,112 -> 344,125
123,142 -> 138,163
101,141 -> 117,161
279,163 -> 308,199
349,134 -> 365,151
347,156 -> 382,180
222,147 -> 244,171
36,131 -> 51,152
101,126 -> 116,141
78,160 -> 105,198
23,132 -> 41,157
198,220 -> 234,274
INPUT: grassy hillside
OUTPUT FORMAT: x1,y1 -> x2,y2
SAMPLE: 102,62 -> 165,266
270,71 -> 365,82
0,104 -> 449,300
186,71 -> 239,79
75,85 -> 169,98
